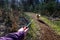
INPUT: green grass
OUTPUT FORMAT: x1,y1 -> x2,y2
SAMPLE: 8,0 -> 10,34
26,21 -> 38,40
41,16 -> 60,35
25,14 -> 39,40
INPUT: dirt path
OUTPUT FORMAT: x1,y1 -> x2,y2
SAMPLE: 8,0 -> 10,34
25,12 -> 60,40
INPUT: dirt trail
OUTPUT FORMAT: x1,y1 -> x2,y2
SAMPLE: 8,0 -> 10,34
25,12 -> 60,40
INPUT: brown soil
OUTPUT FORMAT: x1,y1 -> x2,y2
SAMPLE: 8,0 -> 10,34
25,12 -> 60,40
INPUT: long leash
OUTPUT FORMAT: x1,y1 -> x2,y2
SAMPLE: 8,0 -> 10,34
26,20 -> 33,27
24,20 -> 33,40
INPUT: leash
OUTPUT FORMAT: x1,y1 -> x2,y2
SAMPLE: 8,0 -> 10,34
26,20 -> 33,27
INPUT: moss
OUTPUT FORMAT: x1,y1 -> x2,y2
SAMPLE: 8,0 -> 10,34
41,16 -> 60,35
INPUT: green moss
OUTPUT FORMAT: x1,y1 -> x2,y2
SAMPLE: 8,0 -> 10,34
41,16 -> 60,35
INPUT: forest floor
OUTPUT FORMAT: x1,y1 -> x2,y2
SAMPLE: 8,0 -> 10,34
25,12 -> 60,40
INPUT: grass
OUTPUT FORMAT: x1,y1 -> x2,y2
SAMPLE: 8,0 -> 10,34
24,14 -> 39,40
26,21 -> 38,40
41,16 -> 60,35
